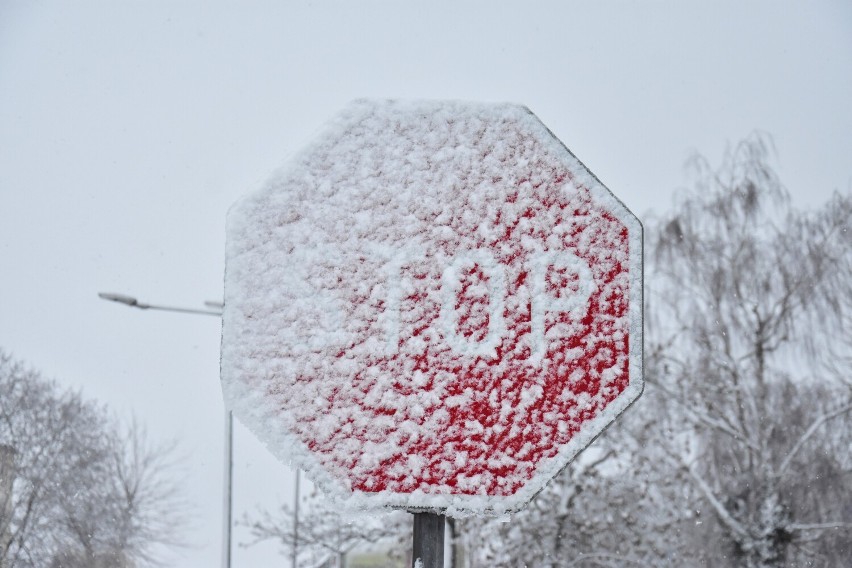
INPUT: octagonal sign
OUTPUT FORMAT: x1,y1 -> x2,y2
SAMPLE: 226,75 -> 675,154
221,100 -> 643,515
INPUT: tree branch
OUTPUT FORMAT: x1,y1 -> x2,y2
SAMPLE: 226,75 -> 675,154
683,464 -> 749,541
777,402 -> 852,479
789,521 -> 852,532
646,377 -> 759,453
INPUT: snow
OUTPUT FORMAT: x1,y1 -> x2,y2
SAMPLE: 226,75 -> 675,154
221,99 -> 643,516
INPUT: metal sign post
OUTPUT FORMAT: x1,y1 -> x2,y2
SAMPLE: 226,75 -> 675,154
412,513 -> 445,568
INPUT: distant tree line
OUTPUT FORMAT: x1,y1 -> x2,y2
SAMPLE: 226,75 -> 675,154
243,134 -> 851,567
0,350 -> 188,568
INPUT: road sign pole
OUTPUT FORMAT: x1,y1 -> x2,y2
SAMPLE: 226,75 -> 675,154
412,512 -> 445,568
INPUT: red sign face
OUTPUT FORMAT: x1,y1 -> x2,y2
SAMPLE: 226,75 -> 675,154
221,100 -> 643,514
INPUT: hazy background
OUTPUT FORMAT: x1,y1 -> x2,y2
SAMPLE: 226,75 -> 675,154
1,1 -> 850,565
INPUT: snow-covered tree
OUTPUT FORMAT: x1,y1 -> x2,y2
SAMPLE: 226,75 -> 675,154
242,488 -> 410,567
645,134 -> 852,567
458,446 -> 676,567
0,349 -> 189,567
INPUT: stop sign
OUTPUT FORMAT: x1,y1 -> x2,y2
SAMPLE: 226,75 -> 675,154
221,100 -> 643,514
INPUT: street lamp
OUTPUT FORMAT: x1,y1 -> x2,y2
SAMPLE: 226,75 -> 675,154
98,292 -> 232,568
98,292 -> 224,317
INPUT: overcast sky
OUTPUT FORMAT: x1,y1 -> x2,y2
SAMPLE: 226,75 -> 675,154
1,1 -> 850,566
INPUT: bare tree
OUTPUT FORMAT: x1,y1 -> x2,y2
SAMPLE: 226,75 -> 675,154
458,403 -> 691,568
49,421 -> 189,568
645,133 -> 852,567
0,349 -> 189,567
242,489 -> 410,567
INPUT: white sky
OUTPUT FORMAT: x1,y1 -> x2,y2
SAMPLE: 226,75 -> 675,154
1,1 -> 850,566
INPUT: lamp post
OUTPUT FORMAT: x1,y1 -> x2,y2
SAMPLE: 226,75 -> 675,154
98,292 -> 224,316
100,292 -> 305,568
98,292 -> 232,568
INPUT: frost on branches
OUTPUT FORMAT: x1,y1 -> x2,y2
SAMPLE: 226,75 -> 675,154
242,490 -> 410,568
643,134 -> 852,568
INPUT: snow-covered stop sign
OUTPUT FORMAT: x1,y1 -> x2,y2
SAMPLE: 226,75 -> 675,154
221,100 -> 643,515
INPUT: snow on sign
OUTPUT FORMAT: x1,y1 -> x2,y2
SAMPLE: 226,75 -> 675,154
221,100 -> 643,515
